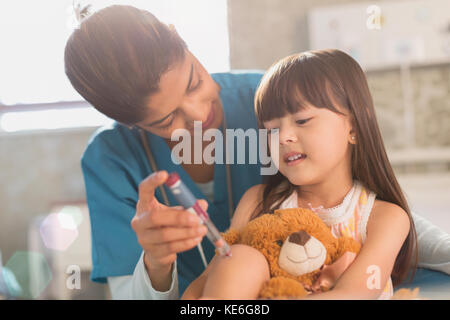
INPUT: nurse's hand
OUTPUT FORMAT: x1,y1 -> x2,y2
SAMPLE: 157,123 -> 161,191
131,170 -> 208,291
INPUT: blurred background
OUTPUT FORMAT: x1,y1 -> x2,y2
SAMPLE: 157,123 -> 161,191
0,0 -> 449,299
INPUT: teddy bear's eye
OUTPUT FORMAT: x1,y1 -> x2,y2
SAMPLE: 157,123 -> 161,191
275,240 -> 284,247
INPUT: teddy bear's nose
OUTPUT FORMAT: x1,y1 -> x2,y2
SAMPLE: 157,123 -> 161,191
288,230 -> 311,246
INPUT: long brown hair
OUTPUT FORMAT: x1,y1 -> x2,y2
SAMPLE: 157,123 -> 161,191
64,5 -> 186,126
253,49 -> 417,286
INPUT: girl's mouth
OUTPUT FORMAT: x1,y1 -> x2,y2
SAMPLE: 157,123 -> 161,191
284,152 -> 307,166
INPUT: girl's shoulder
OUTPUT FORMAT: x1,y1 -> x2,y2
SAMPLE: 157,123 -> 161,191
372,199 -> 403,213
369,199 -> 410,231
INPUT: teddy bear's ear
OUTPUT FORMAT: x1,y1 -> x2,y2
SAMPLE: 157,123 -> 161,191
221,228 -> 240,246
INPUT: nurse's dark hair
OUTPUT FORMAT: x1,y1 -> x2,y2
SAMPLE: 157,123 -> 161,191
253,49 -> 417,287
64,5 -> 187,126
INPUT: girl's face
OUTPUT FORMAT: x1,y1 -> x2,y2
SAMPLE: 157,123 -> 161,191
263,104 -> 355,186
135,50 -> 223,139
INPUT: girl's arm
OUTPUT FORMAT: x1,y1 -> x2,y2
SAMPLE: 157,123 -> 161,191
305,200 -> 411,300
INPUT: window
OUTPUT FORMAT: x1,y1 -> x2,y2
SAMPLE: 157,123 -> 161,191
0,0 -> 229,132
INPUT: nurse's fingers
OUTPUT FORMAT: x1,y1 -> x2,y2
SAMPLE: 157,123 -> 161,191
149,237 -> 206,257
143,225 -> 208,245
197,199 -> 209,211
155,208 -> 199,227
132,207 -> 197,235
137,170 -> 168,209
149,200 -> 208,228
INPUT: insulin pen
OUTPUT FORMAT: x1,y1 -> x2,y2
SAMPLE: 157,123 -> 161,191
164,172 -> 232,257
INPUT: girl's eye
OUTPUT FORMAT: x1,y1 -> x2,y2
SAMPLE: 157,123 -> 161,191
275,240 -> 284,247
296,118 -> 310,125
267,128 -> 279,135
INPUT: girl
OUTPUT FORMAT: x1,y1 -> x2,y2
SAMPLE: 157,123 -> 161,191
182,49 -> 418,300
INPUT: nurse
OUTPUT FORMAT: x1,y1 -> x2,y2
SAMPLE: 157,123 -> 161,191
65,5 -> 263,299
64,5 -> 450,299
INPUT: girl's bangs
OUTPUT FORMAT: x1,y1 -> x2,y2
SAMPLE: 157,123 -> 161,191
255,53 -> 347,127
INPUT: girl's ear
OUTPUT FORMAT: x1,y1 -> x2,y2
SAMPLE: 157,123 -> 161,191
348,129 -> 356,144
348,114 -> 357,144
349,130 -> 357,144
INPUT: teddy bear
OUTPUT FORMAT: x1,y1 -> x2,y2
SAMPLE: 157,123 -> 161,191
221,207 -> 362,299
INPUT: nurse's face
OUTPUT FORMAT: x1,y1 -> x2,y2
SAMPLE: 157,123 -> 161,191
135,50 -> 223,140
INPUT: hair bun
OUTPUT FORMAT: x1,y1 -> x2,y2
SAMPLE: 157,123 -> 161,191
73,2 -> 92,24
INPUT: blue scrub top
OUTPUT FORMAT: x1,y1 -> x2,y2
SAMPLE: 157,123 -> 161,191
81,71 -> 264,294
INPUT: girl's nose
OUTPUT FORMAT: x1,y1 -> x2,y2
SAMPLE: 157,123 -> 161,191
279,126 -> 298,144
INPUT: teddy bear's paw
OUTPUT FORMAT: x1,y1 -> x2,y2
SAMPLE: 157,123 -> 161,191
258,277 -> 309,299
